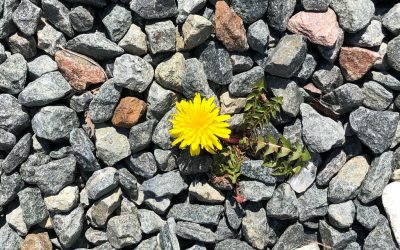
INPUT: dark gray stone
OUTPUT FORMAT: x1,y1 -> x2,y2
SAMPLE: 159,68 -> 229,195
215,215 -> 238,241
7,32 -> 37,59
383,3 -> 400,36
107,214 -> 142,248
0,53 -> 27,94
370,71 -> 400,91
152,108 -> 175,150
265,34 -> 307,78
63,0 -> 106,7
266,183 -> 299,220
176,221 -> 217,243
362,81 -> 393,111
158,217 -> 180,250
347,20 -> 385,47
230,0 -> 268,24
242,203 -> 268,249
86,167 -> 119,200
0,0 -> 19,40
168,203 -> 224,226
387,35 -> 400,72
176,0 -> 206,24
294,54 -> 317,81
364,218 -> 398,250
0,94 -> 30,134
141,170 -> 188,198
52,205 -> 85,248
0,43 -> 6,63
113,54 -> 154,93
145,20 -> 176,54
240,161 -> 275,186
118,168 -> 138,200
301,0 -> 329,11
224,196 -> 244,230
319,220 -> 357,249
12,0 -> 41,36
330,0 -> 375,33
177,149 -> 212,175
266,0 -> 296,31
198,40 -> 233,86
349,107 -> 399,154
100,3 -> 132,42
69,92 -> 93,113
230,54 -> 253,73
316,150 -> 347,186
247,20 -> 269,54
355,200 -> 381,231
88,79 -> 121,123
129,120 -> 157,153
49,146 -> 72,160
18,187 -> 48,227
322,83 -> 364,114
0,173 -> 23,207
0,223 -> 22,250
358,151 -> 394,203
239,180 -> 275,202
298,184 -> 328,222
70,128 -> 100,172
27,55 -> 58,80
130,0 -> 178,19
138,209 -> 166,234
229,66 -> 264,97
147,82 -> 177,120
272,223 -> 310,250
69,6 -> 94,32
154,149 -> 177,172
0,128 -> 16,150
32,105 -> 79,141
126,152 -> 158,179
328,201 -> 356,228
312,64 -> 343,93
182,58 -> 215,99
42,0 -> 74,37
18,72 -> 71,107
1,133 -> 31,174
215,239 -> 254,250
65,33 -> 124,60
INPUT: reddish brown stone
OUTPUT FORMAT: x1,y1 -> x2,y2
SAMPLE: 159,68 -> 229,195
215,0 -> 249,52
112,97 -> 147,128
287,8 -> 340,47
339,47 -> 380,81
21,232 -> 52,250
55,50 -> 106,91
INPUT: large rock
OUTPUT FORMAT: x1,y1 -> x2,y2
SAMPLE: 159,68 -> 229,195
41,0 -> 74,37
100,3 -> 132,42
111,97 -> 147,128
247,20 -> 269,54
321,83 -> 364,114
0,94 -> 30,134
86,167 -> 119,200
36,19 -> 66,56
268,76 -> 303,117
176,221 -> 217,243
327,201 -> 356,228
382,182 -> 400,245
266,0 -> 296,31
88,79 -> 121,123
155,53 -> 185,93
242,203 -> 268,249
107,214 -> 142,248
364,218 -> 398,250
312,63 -> 343,93
141,171 -> 188,198
266,183 -> 299,220
44,186 -> 79,213
129,120 -> 157,153
319,220 -> 357,249
176,0 -> 206,24
167,203 -> 223,226
182,15 -> 213,50
118,24 -> 147,56
69,6 -> 94,32
347,20 -> 385,47
145,20 -> 176,54
387,35 -> 400,72
229,66 -> 264,97
297,184 -> 328,222
362,81 -> 393,111
383,3 -> 400,36
52,205 -> 85,248
339,47 -> 380,81
158,218 -> 180,250
69,128 -> 100,172
12,0 -> 41,36
95,126 -> 130,166
18,187 -> 48,227
349,107 -> 399,154
0,53 -> 27,94
129,0 -> 177,19
126,152 -> 157,179
0,223 -> 22,250
27,55 -> 58,80
1,133 -> 31,174
231,0 -> 268,24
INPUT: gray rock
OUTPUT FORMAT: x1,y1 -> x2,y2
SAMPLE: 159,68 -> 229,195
41,0 -> 74,37
100,3 -> 131,42
318,28 -> 344,63
370,71 -> 400,91
113,54 -> 154,92
118,24 -> 147,56
0,43 -> 6,64
358,151 -> 394,203
189,180 -> 225,204
118,168 -> 138,200
134,236 -> 159,250
17,188 -> 47,230
198,40 -> 233,86
154,149 -> 177,172
322,83 -> 364,114
147,82 -> 177,120
65,33 -> 124,60
287,162 -> 317,193
27,55 -> 58,80
176,221 -> 217,243
130,0 -> 178,19
69,6 -> 94,32
0,0 -> 19,40
215,216 -> 239,242
177,149 -> 212,175
239,180 -> 274,202
225,196 -> 244,231
70,128 -> 100,172
266,0 -> 296,31
158,217 -> 180,250
230,54 -> 253,73
69,92 -> 93,113
168,203 -> 224,226
298,184 -> 328,222
272,223 -> 310,250
21,156 -> 76,195
138,209 -> 166,234
1,133 -> 31,174
88,79 -> 121,123
87,188 -> 122,228
129,120 -> 157,153
7,32 -> 37,59
0,173 -> 23,208
373,43 -> 391,71
215,239 -> 254,250
355,200 -> 381,231
312,64 -> 343,93
85,228 -> 108,246
145,20 -> 176,54
301,0 -> 330,11
362,81 -> 393,111
387,35 -> 400,72
86,167 -> 119,200
319,220 -> 357,250
0,94 -> 30,134
364,218 -> 398,250
0,223 -> 22,250
328,201 -> 356,228
181,58 -> 213,99
155,53 -> 184,93
265,34 -> 307,78
247,20 -> 269,54
18,72 -> 71,107
328,156 -> 370,203
177,0 -> 206,24
12,0 -> 41,36
52,205 -> 85,248
0,128 -> 16,150
152,108 -> 175,150
49,146 -> 72,159
32,105 -> 79,141
330,0 -> 375,33
0,53 -> 27,94
126,152 -> 158,179
37,19 -> 66,56
268,76 -> 304,117
300,103 -> 345,153
316,150 -> 347,186
44,185 -> 79,213
283,119 -> 303,147
182,14 -> 213,50
294,54 -> 317,81
266,183 -> 299,220
347,20 -> 385,47
144,195 -> 172,215
383,3 -> 400,36
242,203 -> 268,249
141,170 -> 188,198
231,0 -> 268,24
349,107 -> 399,154
229,66 -> 264,97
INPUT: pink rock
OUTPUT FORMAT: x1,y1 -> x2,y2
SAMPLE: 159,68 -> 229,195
287,8 -> 340,47
339,47 -> 380,81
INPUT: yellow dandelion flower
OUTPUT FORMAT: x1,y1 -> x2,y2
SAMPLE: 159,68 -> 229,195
169,93 -> 232,156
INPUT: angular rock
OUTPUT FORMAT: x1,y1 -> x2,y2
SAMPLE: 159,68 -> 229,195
32,105 -> 79,141
27,55 -> 58,80
330,0 -> 374,33
168,203 -> 223,226
349,107 -> 399,154
370,71 -> 400,91
355,200 -> 381,231
339,47 -> 380,81
364,218 -> 398,250
230,54 -> 253,73
111,97 -> 146,128
155,53 -> 185,93
287,162 -> 316,194
86,167 -> 119,200
1,133 -> 31,174
362,81 -> 393,111
52,205 -> 85,248
176,221 -> 217,243
85,228 -> 107,246
100,3 -> 132,42
347,20 -> 385,47
0,0 -> 19,40
176,0 -> 206,24
0,53 -> 27,94
0,94 -> 30,134
44,186 -> 79,213
0,129 -> 16,150
147,82 -> 177,120
219,91 -> 246,115
118,24 -> 147,56
312,64 -> 343,93
298,184 -> 328,222
36,20 -> 66,56
152,108 -> 175,150
266,0 -> 296,32
322,83 -> 364,114
328,201 -> 356,228
182,58 -> 215,99
318,28 -> 344,63
0,223 -> 23,250
229,66 -> 264,97
154,149 -> 177,172
126,152 -> 157,179
69,6 -> 94,32
118,168 -> 138,200
18,187 -> 48,227
316,150 -> 347,186
87,188 -> 122,228
141,170 -> 187,198
144,195 -> 172,215
177,149 -> 212,175
158,217 -> 180,250
129,0 -> 177,19
182,15 -> 213,50
387,35 -> 400,72
21,232 -> 52,250
70,128 -> 100,172
272,223 -> 310,250
301,0 -> 329,11
88,80 -> 121,123
7,32 -> 37,59
240,160 -> 276,185
41,0 -> 74,37
145,20 -> 176,54
129,120 -> 157,153
12,0 -> 41,35
189,180 -> 225,204
383,3 -> 400,36
215,239 -> 254,250
319,220 -> 357,250
138,209 -> 166,234
266,183 -> 299,220
242,203 -> 267,249
247,20 -> 269,54
382,181 -> 400,245
231,0 -> 268,24
95,126 -> 130,166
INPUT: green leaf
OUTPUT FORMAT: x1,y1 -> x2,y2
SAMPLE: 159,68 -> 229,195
301,149 -> 311,161
276,147 -> 291,159
280,136 -> 292,149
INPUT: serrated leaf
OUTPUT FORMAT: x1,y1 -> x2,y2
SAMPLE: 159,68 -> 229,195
276,147 -> 291,159
280,136 -> 292,149
301,149 -> 311,161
